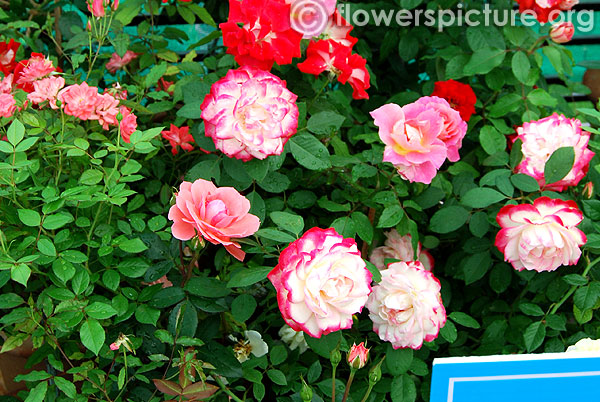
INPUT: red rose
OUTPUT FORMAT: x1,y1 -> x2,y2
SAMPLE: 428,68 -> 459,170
431,79 -> 477,122
0,39 -> 20,75
220,0 -> 302,71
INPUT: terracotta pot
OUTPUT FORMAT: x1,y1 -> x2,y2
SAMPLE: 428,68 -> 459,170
583,68 -> 600,103
0,337 -> 35,396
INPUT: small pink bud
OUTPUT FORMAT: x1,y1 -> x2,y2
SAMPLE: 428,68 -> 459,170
347,342 -> 369,370
550,22 -> 574,44
110,342 -> 119,351
583,181 -> 594,199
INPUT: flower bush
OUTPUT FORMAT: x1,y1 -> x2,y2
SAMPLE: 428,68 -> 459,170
1,0 -> 600,401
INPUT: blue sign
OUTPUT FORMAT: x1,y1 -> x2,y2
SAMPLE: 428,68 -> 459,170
430,352 -> 600,402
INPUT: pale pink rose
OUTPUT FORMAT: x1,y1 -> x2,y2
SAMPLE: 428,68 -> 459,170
201,66 -> 299,161
58,82 -> 100,120
106,51 -> 139,73
0,93 -> 16,118
27,76 -> 65,109
267,227 -> 372,338
550,22 -> 575,43
287,0 -> 337,38
167,179 -> 260,261
347,342 -> 369,369
370,229 -> 434,272
93,92 -> 120,129
119,106 -> 137,143
15,53 -> 55,86
495,197 -> 586,272
414,96 -> 467,162
0,74 -> 13,94
515,114 -> 594,191
366,261 -> 446,350
371,102 -> 447,184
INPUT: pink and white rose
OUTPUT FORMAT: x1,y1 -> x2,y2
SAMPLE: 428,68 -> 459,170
168,179 -> 261,261
515,114 -> 594,191
201,66 -> 299,161
550,22 -> 575,43
268,227 -> 372,338
366,261 -> 446,350
413,96 -> 467,162
495,197 -> 586,272
370,229 -> 434,272
371,102 -> 447,184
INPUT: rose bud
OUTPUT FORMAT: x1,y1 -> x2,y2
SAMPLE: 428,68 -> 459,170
550,22 -> 575,44
348,342 -> 370,370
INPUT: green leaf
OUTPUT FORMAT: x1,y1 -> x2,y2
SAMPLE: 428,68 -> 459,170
79,169 -> 104,185
304,331 -> 341,359
461,188 -> 506,208
307,111 -> 345,135
386,346 -> 413,376
85,302 -> 117,319
527,88 -> 558,107
511,51 -> 531,84
80,318 -> 106,355
463,48 -> 506,75
448,312 -> 480,329
11,264 -> 31,286
573,282 -> 600,310
270,345 -> 288,366
510,139 -> 523,169
289,134 -> 332,171
18,209 -> 41,227
0,293 -> 25,309
562,274 -> 588,286
267,369 -> 287,386
37,238 -> 56,257
377,205 -> 404,228
429,206 -> 469,234
523,321 -> 546,352
149,287 -> 185,309
352,211 -> 373,243
227,267 -> 272,288
270,211 -> 304,236
135,305 -> 160,325
440,320 -> 457,343
7,120 -> 25,146
479,126 -> 506,155
510,174 -> 540,192
185,277 -> 231,298
24,381 -> 48,402
489,93 -> 522,118
145,63 -> 167,88
464,252 -> 493,285
119,238 -> 148,253
54,376 -> 76,398
518,302 -> 544,316
15,137 -> 38,152
231,294 -> 257,322
365,261 -> 382,283
390,374 -> 417,402
42,212 -> 74,230
256,228 -> 296,244
544,147 -> 574,185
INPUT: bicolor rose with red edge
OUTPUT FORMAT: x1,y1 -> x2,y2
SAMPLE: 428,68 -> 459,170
366,261 -> 446,350
220,0 -> 302,71
495,197 -> 586,272
550,22 -> 575,43
201,66 -> 298,161
371,102 -> 447,184
514,113 -> 594,191
413,96 -> 467,162
370,229 -> 434,272
431,79 -> 477,122
168,179 -> 260,261
268,227 -> 372,338
0,40 -> 20,75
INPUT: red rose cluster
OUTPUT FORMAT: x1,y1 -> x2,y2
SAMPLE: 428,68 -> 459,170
219,0 -> 370,99
431,79 -> 477,122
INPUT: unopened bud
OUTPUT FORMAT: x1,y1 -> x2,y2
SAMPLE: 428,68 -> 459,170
330,348 -> 341,368
368,356 -> 385,386
583,181 -> 594,199
300,377 -> 313,402
347,342 -> 369,370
